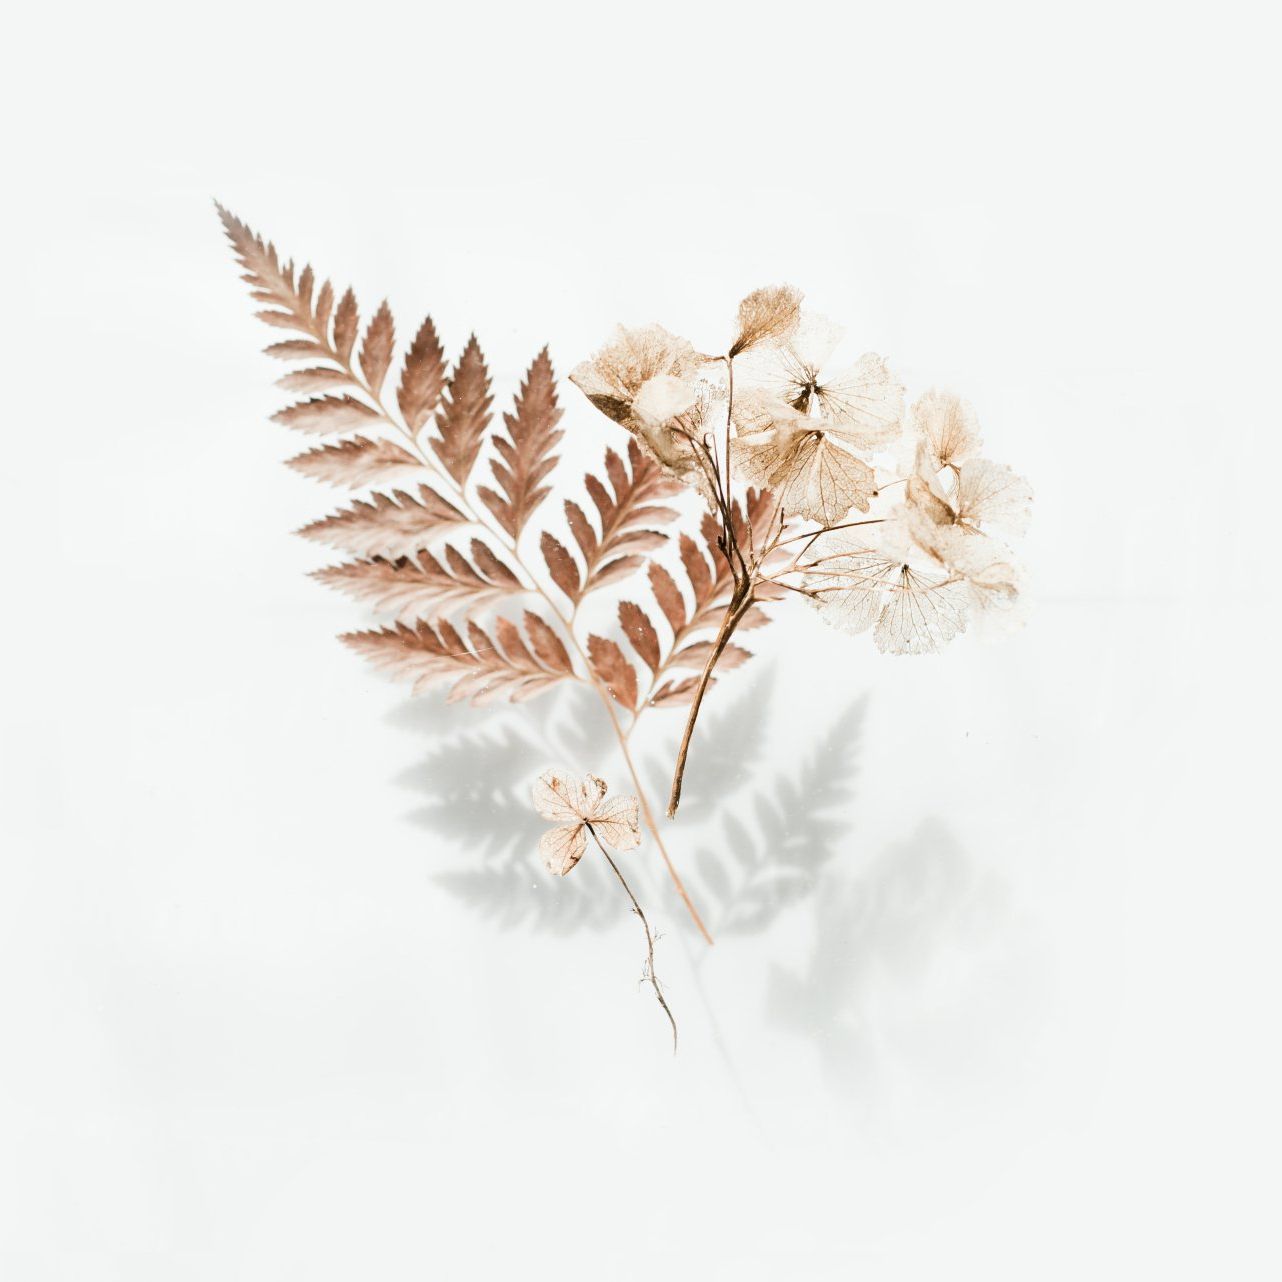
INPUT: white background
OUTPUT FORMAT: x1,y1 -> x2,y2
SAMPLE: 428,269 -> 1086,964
3,2 -> 1278,1278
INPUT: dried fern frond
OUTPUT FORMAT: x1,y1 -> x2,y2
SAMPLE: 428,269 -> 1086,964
313,539 -> 522,620
298,487 -> 468,558
478,348 -> 564,538
397,317 -> 448,432
286,436 -> 423,489
587,635 -> 640,712
429,335 -> 493,486
345,609 -> 573,702
562,440 -> 683,602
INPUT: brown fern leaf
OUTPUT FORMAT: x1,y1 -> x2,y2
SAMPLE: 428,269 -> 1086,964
477,347 -> 564,538
650,676 -> 707,707
587,635 -> 639,711
286,436 -> 422,489
640,489 -> 779,706
313,538 -> 522,619
271,395 -> 381,436
344,611 -> 571,702
217,205 -> 334,354
429,335 -> 493,486
333,289 -> 359,363
276,367 -> 354,394
670,641 -> 753,671
618,601 -> 661,675
397,316 -> 448,432
540,532 -> 582,603
298,486 -> 467,558
359,301 -> 396,396
568,439 -> 682,600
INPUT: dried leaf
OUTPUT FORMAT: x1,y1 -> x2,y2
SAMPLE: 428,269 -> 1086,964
650,676 -> 707,707
587,635 -> 639,711
648,563 -> 688,634
540,532 -> 582,602
430,335 -> 493,486
271,395 -> 381,436
218,206 -> 324,341
522,610 -> 575,676
618,601 -> 661,674
573,440 -> 682,600
397,316 -> 448,432
680,533 -> 715,603
344,612 -> 570,703
298,486 -> 466,557
333,289 -> 359,363
286,436 -> 422,489
313,538 -> 522,618
478,348 -> 565,537
670,641 -> 752,670
359,300 -> 396,395
276,366 -> 352,393
264,340 -> 329,361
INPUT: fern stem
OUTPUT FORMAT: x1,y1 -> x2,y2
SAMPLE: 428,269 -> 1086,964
326,333 -> 713,943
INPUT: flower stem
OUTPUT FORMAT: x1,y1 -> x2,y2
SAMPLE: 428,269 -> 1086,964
666,584 -> 755,818
588,823 -> 677,1053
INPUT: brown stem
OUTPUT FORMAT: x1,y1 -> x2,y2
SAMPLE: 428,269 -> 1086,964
588,824 -> 678,1053
666,584 -> 755,818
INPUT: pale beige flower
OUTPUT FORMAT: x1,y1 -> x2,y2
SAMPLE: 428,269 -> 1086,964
951,458 -> 1033,537
730,284 -> 803,357
730,390 -> 876,524
905,510 -> 1024,615
570,324 -> 715,491
804,528 -> 970,655
735,313 -> 904,450
909,390 -> 982,472
904,437 -> 1033,540
531,769 -> 640,875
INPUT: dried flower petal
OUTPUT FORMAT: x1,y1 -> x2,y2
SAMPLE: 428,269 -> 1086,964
911,390 -> 982,471
952,459 -> 1033,537
733,398 -> 876,525
805,529 -> 971,654
730,284 -> 803,357
873,564 -> 970,655
633,374 -> 699,427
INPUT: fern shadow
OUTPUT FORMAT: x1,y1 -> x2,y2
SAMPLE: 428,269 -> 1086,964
679,689 -> 869,939
388,669 -> 866,941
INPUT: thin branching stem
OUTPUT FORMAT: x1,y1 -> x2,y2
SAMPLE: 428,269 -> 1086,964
587,823 -> 677,1054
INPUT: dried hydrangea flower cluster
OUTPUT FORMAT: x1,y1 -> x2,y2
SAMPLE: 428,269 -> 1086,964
571,286 -> 1031,812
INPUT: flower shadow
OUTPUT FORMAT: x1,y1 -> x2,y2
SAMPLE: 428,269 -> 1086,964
767,819 -> 1024,1097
